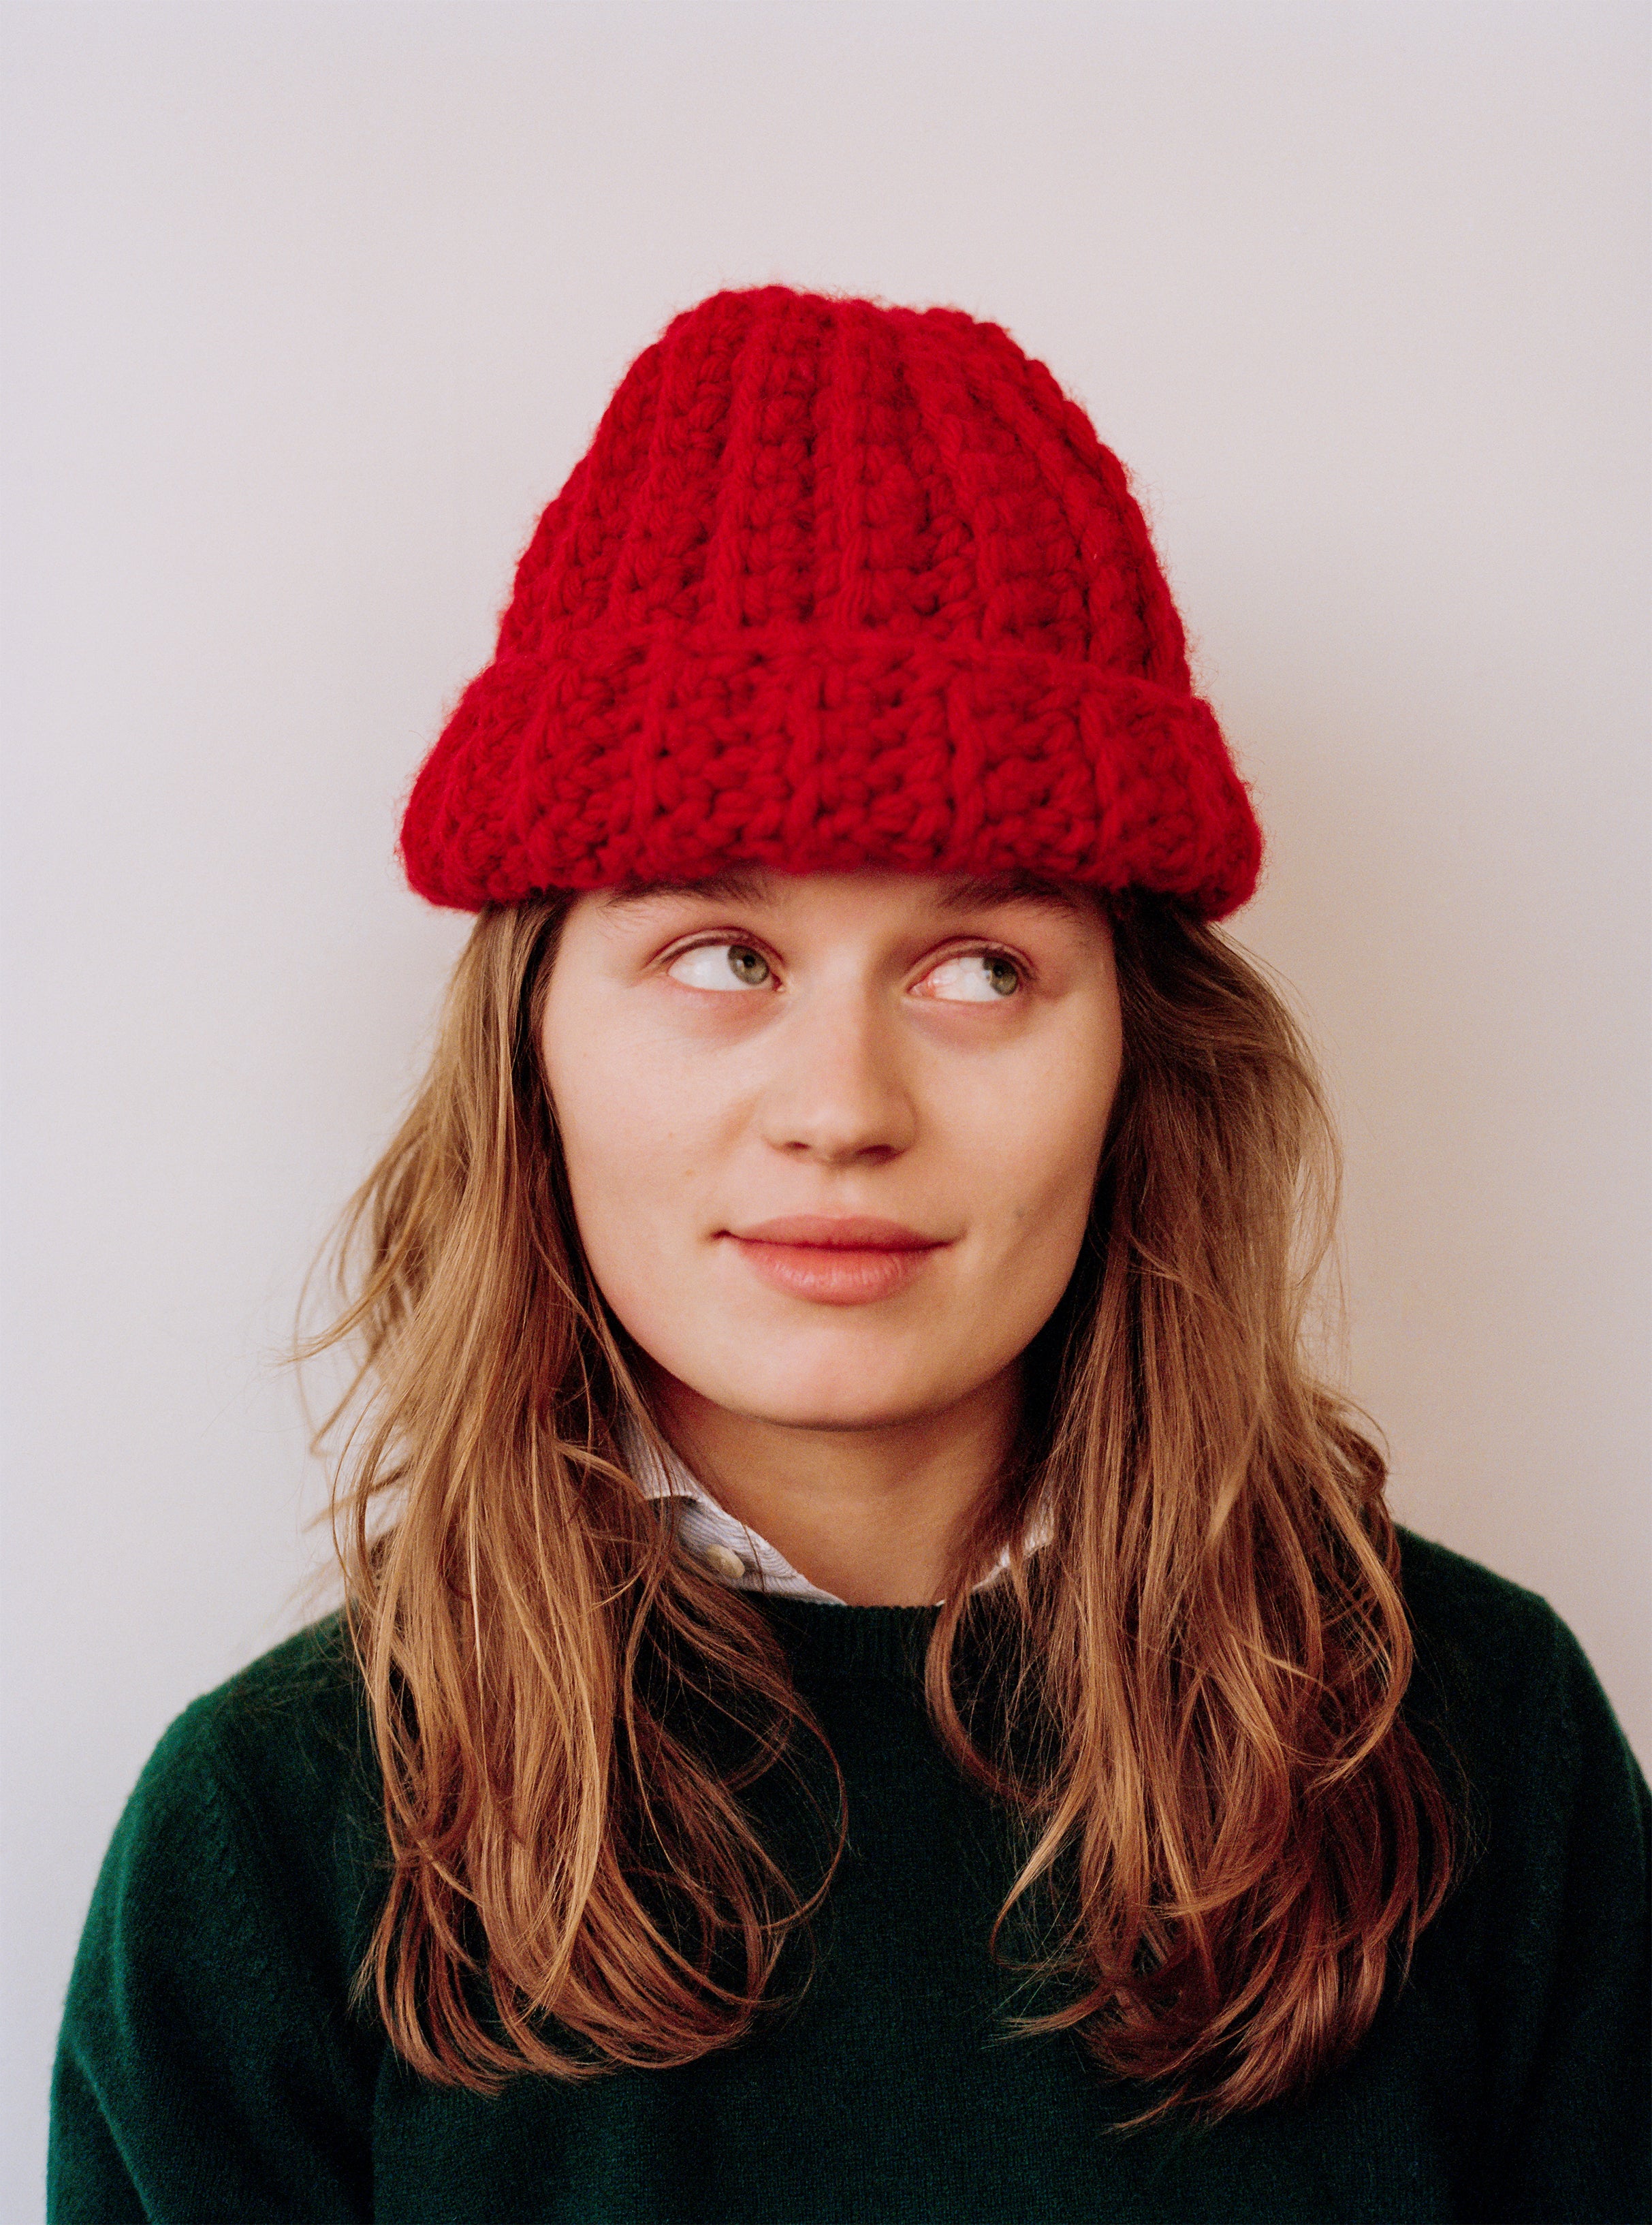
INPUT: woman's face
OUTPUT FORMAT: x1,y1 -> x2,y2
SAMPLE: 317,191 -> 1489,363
540,870 -> 1123,1434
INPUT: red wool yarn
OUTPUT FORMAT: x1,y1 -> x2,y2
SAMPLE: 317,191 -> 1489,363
400,286 -> 1262,919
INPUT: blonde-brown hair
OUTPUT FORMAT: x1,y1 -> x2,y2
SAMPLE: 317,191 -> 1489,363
302,888 -> 1452,2119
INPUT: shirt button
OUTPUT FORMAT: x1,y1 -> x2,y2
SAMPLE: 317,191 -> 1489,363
701,1543 -> 747,1583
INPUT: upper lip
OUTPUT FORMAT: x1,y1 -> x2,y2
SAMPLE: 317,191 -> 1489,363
727,1216 -> 947,1250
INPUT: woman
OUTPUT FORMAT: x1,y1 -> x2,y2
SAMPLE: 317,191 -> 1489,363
50,286 -> 1649,2223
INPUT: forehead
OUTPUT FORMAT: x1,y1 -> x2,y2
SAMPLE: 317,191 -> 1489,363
595,868 -> 1096,924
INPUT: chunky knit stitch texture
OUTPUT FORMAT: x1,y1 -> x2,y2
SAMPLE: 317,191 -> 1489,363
400,286 -> 1262,917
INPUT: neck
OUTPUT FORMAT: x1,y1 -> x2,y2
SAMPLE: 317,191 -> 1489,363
646,1369 -> 1021,1607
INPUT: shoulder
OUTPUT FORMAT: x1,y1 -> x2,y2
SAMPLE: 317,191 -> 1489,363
135,1612 -> 372,1831
1395,1524 -> 1625,1738
1395,1524 -> 1648,1881
54,1619 -> 385,2218
1391,1547 -> 1649,2215
1395,1525 -> 1568,1711
93,1612 -> 384,1987
150,1609 -> 370,1776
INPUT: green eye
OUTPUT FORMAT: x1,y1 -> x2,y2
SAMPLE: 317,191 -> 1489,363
667,941 -> 775,991
922,951 -> 1022,1002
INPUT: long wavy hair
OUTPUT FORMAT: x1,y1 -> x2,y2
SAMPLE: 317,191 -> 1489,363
300,886 -> 1454,2119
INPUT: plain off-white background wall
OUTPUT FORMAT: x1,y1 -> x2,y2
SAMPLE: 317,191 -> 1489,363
3,0 -> 1647,2210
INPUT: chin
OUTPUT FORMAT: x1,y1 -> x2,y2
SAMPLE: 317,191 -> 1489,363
637,1307 -> 1015,1438
741,1395 -> 937,1434
700,1353 -> 980,1436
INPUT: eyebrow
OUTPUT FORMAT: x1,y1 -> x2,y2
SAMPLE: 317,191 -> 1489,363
598,868 -> 1092,918
599,870 -> 772,913
932,873 -> 1090,919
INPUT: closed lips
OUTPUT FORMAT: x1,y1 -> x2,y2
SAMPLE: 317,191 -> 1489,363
721,1218 -> 949,1304
728,1216 -> 944,1249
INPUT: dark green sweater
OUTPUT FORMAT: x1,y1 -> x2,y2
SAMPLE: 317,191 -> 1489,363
50,1531 -> 1650,2224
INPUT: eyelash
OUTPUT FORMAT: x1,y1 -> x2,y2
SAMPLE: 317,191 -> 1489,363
662,936 -> 1029,996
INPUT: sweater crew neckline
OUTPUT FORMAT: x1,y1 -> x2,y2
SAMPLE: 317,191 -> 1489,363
756,1593 -> 940,1680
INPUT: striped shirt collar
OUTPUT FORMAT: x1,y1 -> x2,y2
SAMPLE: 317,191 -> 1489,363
623,1422 -> 1049,1606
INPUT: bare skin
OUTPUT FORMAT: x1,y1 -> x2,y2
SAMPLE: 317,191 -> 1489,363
541,868 -> 1124,1605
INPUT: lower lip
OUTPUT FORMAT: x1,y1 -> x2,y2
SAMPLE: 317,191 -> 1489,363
724,1238 -> 943,1305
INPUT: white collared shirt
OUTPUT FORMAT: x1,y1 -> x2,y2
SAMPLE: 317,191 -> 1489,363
624,1424 -> 1049,1605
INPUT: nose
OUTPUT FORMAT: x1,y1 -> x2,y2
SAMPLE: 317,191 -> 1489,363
756,983 -> 917,1165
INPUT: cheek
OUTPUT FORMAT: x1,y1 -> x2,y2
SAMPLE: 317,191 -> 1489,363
991,1022 -> 1117,1203
965,1030 -> 1118,1303
541,1000 -> 733,1353
550,1030 -> 673,1246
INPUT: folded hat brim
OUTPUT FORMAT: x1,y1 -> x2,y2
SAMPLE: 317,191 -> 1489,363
400,625 -> 1262,921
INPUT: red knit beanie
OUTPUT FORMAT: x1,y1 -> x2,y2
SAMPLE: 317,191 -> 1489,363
400,286 -> 1261,919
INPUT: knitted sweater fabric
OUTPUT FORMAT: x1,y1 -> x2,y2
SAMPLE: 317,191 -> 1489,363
49,1530 -> 1651,2225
